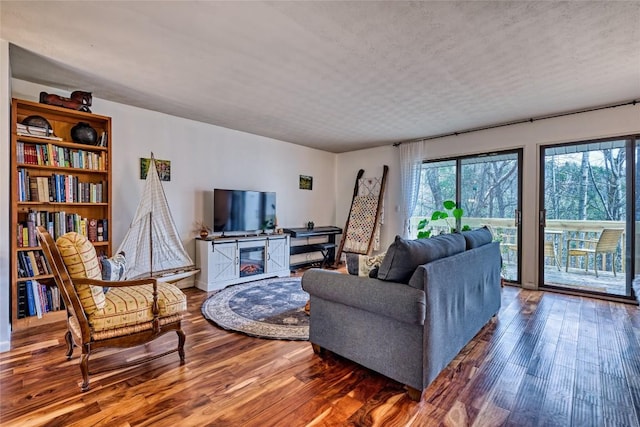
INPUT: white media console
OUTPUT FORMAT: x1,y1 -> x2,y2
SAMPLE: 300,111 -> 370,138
195,234 -> 290,292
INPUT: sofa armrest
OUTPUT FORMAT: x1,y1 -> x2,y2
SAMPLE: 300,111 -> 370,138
301,269 -> 426,325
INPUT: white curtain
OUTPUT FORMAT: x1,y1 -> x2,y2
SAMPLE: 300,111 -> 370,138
399,141 -> 425,238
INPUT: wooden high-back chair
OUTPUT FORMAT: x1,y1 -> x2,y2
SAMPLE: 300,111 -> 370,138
36,226 -> 187,391
565,228 -> 624,277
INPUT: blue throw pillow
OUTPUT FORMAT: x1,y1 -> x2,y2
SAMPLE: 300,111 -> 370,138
462,226 -> 493,249
100,252 -> 126,292
377,233 -> 466,283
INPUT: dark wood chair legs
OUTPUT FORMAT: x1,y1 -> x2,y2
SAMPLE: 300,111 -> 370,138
65,330 -> 75,359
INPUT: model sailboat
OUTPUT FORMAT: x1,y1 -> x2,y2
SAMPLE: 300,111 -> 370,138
116,154 -> 197,282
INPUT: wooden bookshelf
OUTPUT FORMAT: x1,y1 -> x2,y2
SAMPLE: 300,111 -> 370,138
10,98 -> 112,331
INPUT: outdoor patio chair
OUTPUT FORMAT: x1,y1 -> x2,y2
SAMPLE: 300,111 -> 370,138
544,241 -> 561,271
565,228 -> 624,277
36,226 -> 187,392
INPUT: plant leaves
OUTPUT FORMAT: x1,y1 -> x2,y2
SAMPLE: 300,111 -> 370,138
417,219 -> 428,230
443,200 -> 457,210
431,211 -> 448,221
417,230 -> 431,239
453,208 -> 464,220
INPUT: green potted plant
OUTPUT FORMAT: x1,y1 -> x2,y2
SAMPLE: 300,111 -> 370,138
416,200 -> 470,238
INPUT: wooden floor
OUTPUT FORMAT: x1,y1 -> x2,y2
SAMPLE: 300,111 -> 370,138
2,284 -> 640,426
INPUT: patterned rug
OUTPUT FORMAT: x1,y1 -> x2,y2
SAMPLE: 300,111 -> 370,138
201,277 -> 309,340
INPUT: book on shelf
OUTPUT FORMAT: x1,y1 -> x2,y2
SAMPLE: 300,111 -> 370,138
97,220 -> 104,241
17,282 -> 27,319
17,252 -> 31,277
34,251 -> 49,275
102,219 -> 108,241
17,132 -> 63,141
98,131 -> 108,147
30,280 -> 42,318
21,227 -> 29,248
17,122 -> 62,141
26,251 -> 40,276
17,122 -> 50,134
28,178 -> 39,203
25,280 -> 36,317
22,280 -> 60,319
88,219 -> 98,242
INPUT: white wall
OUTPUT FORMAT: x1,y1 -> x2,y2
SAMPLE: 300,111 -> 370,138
0,40 -> 11,351
11,79 -> 337,257
2,79 -> 336,342
335,145 -> 400,255
336,104 -> 640,289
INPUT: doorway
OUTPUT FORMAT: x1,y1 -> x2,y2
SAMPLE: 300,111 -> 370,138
414,149 -> 522,284
540,138 -> 635,299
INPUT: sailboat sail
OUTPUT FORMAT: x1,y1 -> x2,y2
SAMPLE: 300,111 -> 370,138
116,155 -> 195,279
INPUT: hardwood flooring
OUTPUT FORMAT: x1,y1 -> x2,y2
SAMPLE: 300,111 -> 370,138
1,284 -> 640,426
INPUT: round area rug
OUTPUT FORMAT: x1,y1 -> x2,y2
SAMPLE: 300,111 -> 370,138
201,277 -> 309,340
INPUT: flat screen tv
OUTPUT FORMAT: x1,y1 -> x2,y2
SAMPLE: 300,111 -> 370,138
213,189 -> 276,233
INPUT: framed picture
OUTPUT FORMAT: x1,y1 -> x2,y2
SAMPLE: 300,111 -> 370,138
299,175 -> 313,190
140,158 -> 171,181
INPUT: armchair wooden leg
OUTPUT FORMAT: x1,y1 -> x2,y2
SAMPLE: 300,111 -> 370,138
80,351 -> 91,392
405,385 -> 423,401
177,329 -> 186,363
65,330 -> 74,359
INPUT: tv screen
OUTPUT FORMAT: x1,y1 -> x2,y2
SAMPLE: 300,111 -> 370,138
213,189 -> 276,233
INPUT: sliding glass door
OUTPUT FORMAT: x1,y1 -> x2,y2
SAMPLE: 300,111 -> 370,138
540,137 -> 636,299
413,149 -> 522,284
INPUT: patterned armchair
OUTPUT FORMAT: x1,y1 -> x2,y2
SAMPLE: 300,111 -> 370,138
36,226 -> 187,392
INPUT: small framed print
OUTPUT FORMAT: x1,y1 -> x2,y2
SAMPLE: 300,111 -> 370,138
140,158 -> 171,181
299,175 -> 313,190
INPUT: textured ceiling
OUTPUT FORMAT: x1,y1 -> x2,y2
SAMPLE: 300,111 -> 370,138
2,1 -> 639,153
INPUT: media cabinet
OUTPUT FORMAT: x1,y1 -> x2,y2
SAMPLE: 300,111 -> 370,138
284,226 -> 342,270
195,234 -> 290,292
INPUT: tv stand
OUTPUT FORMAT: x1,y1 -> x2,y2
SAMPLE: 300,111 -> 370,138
195,234 -> 290,292
283,226 -> 342,270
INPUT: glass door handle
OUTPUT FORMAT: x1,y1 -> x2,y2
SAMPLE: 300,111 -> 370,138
539,209 -> 546,227
515,209 -> 522,227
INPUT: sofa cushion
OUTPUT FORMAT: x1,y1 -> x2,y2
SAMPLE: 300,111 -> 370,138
56,232 -> 105,315
462,226 -> 493,249
377,233 -> 466,283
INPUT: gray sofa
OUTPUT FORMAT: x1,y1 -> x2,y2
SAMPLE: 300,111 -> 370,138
301,227 -> 501,400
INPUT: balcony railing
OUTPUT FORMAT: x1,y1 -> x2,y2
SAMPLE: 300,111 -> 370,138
412,217 -> 626,272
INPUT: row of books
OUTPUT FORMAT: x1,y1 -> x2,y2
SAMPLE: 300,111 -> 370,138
16,280 -> 63,319
17,123 -> 62,141
17,142 -> 105,170
17,250 -> 50,278
18,210 -> 109,247
17,169 -> 105,203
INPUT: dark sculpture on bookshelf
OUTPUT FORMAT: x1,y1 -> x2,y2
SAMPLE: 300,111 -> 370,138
39,90 -> 92,113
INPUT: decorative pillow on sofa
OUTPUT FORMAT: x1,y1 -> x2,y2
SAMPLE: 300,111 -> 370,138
462,226 -> 493,249
377,233 -> 466,283
56,232 -> 105,315
100,252 -> 127,293
358,252 -> 386,278
345,252 -> 386,277
345,253 -> 360,275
